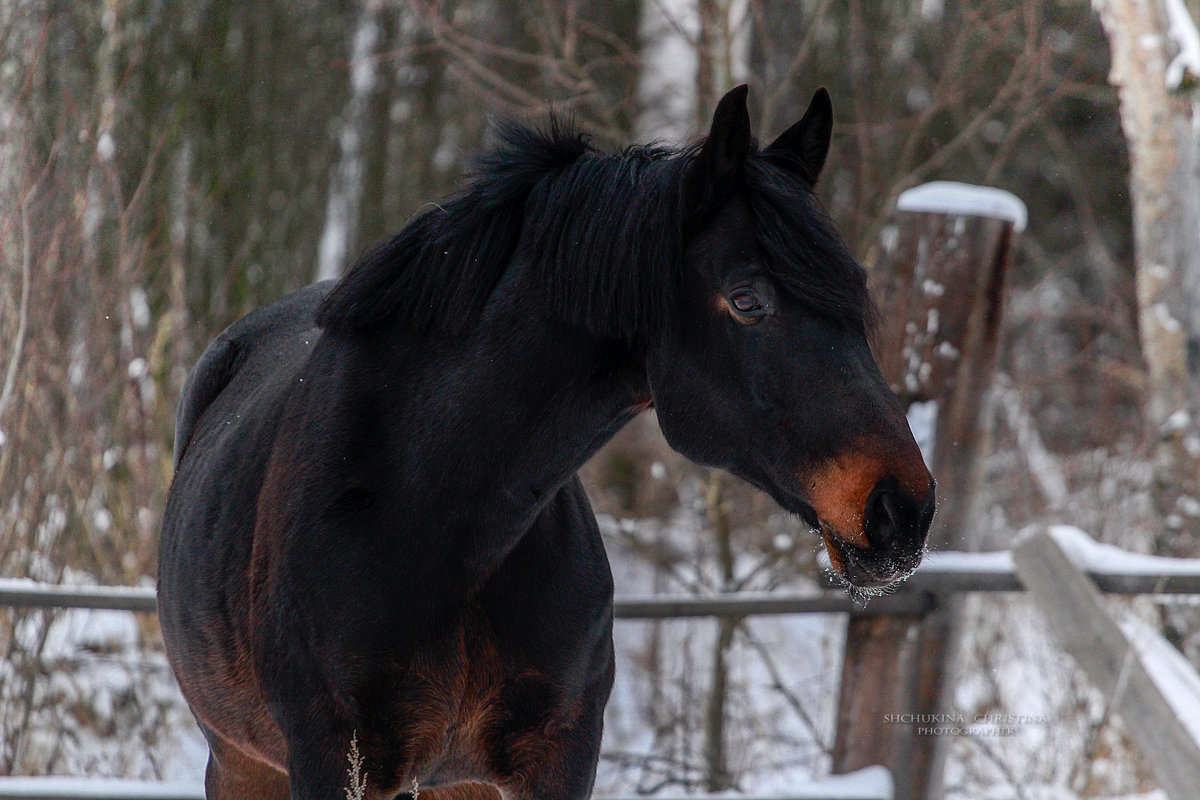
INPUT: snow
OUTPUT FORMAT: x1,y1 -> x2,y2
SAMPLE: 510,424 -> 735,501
996,385 -> 1068,508
2,589 -> 207,782
1045,524 -> 1200,576
794,765 -> 892,799
896,181 -> 1028,232
129,287 -> 150,329
920,0 -> 945,24
596,503 -> 845,796
95,132 -> 114,163
921,549 -> 1014,574
0,577 -> 157,609
1163,409 -> 1191,435
1118,613 -> 1200,746
1152,302 -> 1181,333
1164,0 -> 1200,91
9,515 -> 1200,798
934,341 -> 958,359
880,224 -> 899,256
906,400 -> 938,464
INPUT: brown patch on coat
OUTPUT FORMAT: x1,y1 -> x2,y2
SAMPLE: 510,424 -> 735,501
163,425 -> 296,772
417,784 -> 502,800
803,436 -> 931,551
203,729 -> 291,800
804,450 -> 879,549
364,612 -> 582,795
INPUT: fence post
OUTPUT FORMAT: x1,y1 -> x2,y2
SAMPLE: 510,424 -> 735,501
831,183 -> 1025,800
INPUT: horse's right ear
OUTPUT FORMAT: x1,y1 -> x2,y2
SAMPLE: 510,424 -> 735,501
765,88 -> 833,185
684,84 -> 752,218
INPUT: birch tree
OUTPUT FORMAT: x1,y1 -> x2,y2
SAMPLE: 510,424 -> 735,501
318,0 -> 385,282
1092,0 -> 1200,535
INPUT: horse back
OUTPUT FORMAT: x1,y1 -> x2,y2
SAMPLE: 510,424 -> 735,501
173,280 -> 335,468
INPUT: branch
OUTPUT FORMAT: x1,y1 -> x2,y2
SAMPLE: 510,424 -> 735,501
0,190 -> 32,425
740,626 -> 834,755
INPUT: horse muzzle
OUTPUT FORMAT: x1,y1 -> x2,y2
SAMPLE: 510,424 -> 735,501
820,477 -> 935,590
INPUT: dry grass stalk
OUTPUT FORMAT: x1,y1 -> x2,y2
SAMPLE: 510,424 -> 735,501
345,731 -> 368,800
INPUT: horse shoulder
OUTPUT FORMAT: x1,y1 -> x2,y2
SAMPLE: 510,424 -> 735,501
173,334 -> 242,468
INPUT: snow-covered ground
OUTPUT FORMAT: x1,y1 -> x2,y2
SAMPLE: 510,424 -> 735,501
1,602 -> 208,781
597,506 -> 843,795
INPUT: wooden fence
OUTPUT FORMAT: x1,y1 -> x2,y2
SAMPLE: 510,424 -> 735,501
4,528 -> 1200,800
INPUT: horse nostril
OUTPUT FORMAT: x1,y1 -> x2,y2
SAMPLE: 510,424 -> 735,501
864,480 -> 933,551
864,486 -> 900,550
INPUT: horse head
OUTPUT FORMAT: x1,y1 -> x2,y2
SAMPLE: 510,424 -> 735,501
646,86 -> 935,590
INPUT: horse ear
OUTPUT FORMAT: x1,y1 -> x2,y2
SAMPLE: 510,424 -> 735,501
684,84 -> 752,217
766,88 -> 833,184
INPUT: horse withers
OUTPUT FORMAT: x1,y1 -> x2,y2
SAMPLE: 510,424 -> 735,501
158,85 -> 934,800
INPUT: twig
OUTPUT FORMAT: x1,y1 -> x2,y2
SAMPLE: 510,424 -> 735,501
740,626 -> 833,754
0,189 -> 32,424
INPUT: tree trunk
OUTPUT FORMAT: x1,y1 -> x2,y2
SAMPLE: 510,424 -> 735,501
703,472 -> 737,792
1093,0 -> 1200,532
636,0 -> 698,139
317,0 -> 384,282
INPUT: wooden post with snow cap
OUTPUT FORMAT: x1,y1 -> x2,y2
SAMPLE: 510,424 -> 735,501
872,182 -> 1026,546
831,182 -> 1026,800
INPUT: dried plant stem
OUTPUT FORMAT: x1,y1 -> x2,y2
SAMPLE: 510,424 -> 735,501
0,193 -> 31,424
345,731 -> 368,800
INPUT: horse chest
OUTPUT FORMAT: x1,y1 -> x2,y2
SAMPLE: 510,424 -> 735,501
352,611 -> 585,791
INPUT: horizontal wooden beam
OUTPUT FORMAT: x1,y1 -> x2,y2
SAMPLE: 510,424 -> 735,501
3,544 -> 1200,618
614,591 -> 933,619
0,580 -> 158,612
0,778 -> 203,800
1012,529 -> 1200,800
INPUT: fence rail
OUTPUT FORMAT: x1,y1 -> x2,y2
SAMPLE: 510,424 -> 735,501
5,545 -> 1200,619
0,778 -> 204,800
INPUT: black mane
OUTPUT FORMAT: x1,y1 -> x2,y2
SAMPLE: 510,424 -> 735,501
314,118 -> 872,339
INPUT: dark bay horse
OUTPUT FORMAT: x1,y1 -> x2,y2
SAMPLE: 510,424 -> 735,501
158,86 -> 934,800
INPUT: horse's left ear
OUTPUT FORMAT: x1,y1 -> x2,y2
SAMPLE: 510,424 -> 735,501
766,88 -> 833,184
684,84 -> 752,217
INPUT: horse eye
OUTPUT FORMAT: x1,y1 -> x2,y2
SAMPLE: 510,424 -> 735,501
731,292 -> 763,314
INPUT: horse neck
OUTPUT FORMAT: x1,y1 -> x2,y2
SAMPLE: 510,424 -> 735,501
379,311 -> 648,525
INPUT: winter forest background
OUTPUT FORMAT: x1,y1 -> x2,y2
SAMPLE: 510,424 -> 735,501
3,0 -> 1200,798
